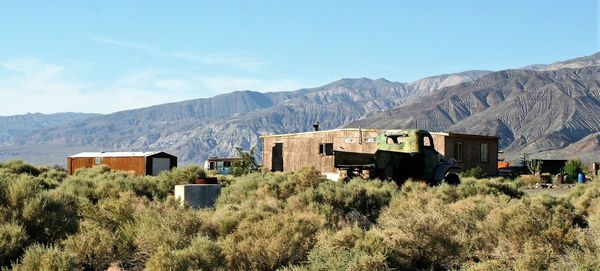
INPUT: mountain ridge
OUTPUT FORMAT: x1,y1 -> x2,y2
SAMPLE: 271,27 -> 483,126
1,52 -> 599,165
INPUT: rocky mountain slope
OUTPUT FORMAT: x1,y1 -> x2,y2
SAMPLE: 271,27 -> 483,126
0,113 -> 100,143
1,52 -> 599,166
522,52 -> 600,71
349,66 -> 600,161
0,73 -> 488,165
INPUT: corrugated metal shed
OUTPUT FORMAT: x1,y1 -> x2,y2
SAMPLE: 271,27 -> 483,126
67,151 -> 177,176
69,151 -> 164,158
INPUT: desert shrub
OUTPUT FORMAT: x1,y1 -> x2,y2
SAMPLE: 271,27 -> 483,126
1,175 -> 44,223
217,171 -> 286,205
0,175 -> 79,245
284,226 -> 390,271
59,167 -> 158,202
0,160 -> 41,176
145,235 -> 225,271
10,244 -> 75,271
461,166 -> 486,179
448,195 -> 511,260
79,192 -> 149,266
377,188 -> 463,270
515,174 -> 542,186
61,221 -> 118,270
219,212 -> 323,270
477,195 -> 579,269
230,147 -> 259,177
33,168 -> 67,189
218,168 -> 328,206
128,196 -> 205,263
569,180 -> 600,216
154,165 -> 207,198
286,246 -> 389,271
564,158 -> 584,183
20,191 -> 80,244
431,178 -> 521,205
80,192 -> 146,231
455,178 -> 522,200
0,222 -> 29,267
208,196 -> 286,238
288,178 -> 398,229
549,213 -> 600,270
461,259 -> 512,271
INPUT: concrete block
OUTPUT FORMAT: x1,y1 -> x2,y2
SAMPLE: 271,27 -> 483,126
174,184 -> 221,208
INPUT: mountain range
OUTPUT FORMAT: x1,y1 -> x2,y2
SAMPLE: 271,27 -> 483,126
1,52 -> 599,166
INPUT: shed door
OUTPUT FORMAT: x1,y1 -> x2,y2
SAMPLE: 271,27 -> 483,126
272,143 -> 283,172
152,158 -> 171,176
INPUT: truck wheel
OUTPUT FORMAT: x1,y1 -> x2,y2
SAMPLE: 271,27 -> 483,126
444,173 -> 460,185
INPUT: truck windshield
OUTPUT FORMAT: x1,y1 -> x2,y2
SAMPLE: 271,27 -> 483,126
386,134 -> 408,145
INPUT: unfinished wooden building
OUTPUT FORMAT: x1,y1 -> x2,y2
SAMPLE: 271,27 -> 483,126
67,151 -> 177,176
261,128 -> 499,177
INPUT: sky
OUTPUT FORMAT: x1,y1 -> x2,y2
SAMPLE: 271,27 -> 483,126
0,0 -> 598,116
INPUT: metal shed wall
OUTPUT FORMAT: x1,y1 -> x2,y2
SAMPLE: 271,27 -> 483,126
68,156 -> 147,175
67,152 -> 177,176
145,153 -> 178,176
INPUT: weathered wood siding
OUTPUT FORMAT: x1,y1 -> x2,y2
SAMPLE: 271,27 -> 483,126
443,135 -> 498,176
262,129 -> 379,173
262,129 -> 499,176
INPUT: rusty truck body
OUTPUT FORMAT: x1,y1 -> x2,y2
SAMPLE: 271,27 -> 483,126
334,129 -> 461,185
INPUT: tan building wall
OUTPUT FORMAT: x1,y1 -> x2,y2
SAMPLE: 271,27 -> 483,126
434,133 -> 499,176
261,129 -> 379,173
262,129 -> 499,176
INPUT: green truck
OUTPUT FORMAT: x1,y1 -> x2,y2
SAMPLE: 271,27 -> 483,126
334,129 -> 461,185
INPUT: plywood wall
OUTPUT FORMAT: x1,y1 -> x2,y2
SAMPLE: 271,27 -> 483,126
262,129 -> 379,173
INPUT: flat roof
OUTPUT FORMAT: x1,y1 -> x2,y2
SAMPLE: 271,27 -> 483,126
430,132 -> 500,139
261,128 -> 499,139
260,128 -> 380,138
206,157 -> 241,161
69,151 -> 171,158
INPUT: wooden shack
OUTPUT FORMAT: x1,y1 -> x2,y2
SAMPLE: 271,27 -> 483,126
429,132 -> 499,176
261,128 -> 499,177
67,151 -> 177,176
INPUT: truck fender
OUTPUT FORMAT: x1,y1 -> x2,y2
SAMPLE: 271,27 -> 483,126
433,165 -> 462,183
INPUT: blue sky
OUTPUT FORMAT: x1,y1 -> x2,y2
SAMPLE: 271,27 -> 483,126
0,0 -> 598,115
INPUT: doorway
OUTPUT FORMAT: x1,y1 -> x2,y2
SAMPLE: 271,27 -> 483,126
272,143 -> 283,171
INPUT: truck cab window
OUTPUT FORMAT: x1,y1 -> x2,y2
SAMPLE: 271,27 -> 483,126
386,135 -> 407,145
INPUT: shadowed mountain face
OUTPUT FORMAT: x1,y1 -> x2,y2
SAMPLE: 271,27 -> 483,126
349,66 -> 600,161
1,52 -> 599,166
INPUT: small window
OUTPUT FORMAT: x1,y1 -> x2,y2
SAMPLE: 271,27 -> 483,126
453,142 -> 464,162
422,135 -> 433,149
95,157 -> 102,165
224,161 -> 232,167
480,143 -> 489,163
319,143 -> 334,156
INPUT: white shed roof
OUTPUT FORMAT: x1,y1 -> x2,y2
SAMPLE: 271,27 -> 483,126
69,151 -> 165,158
